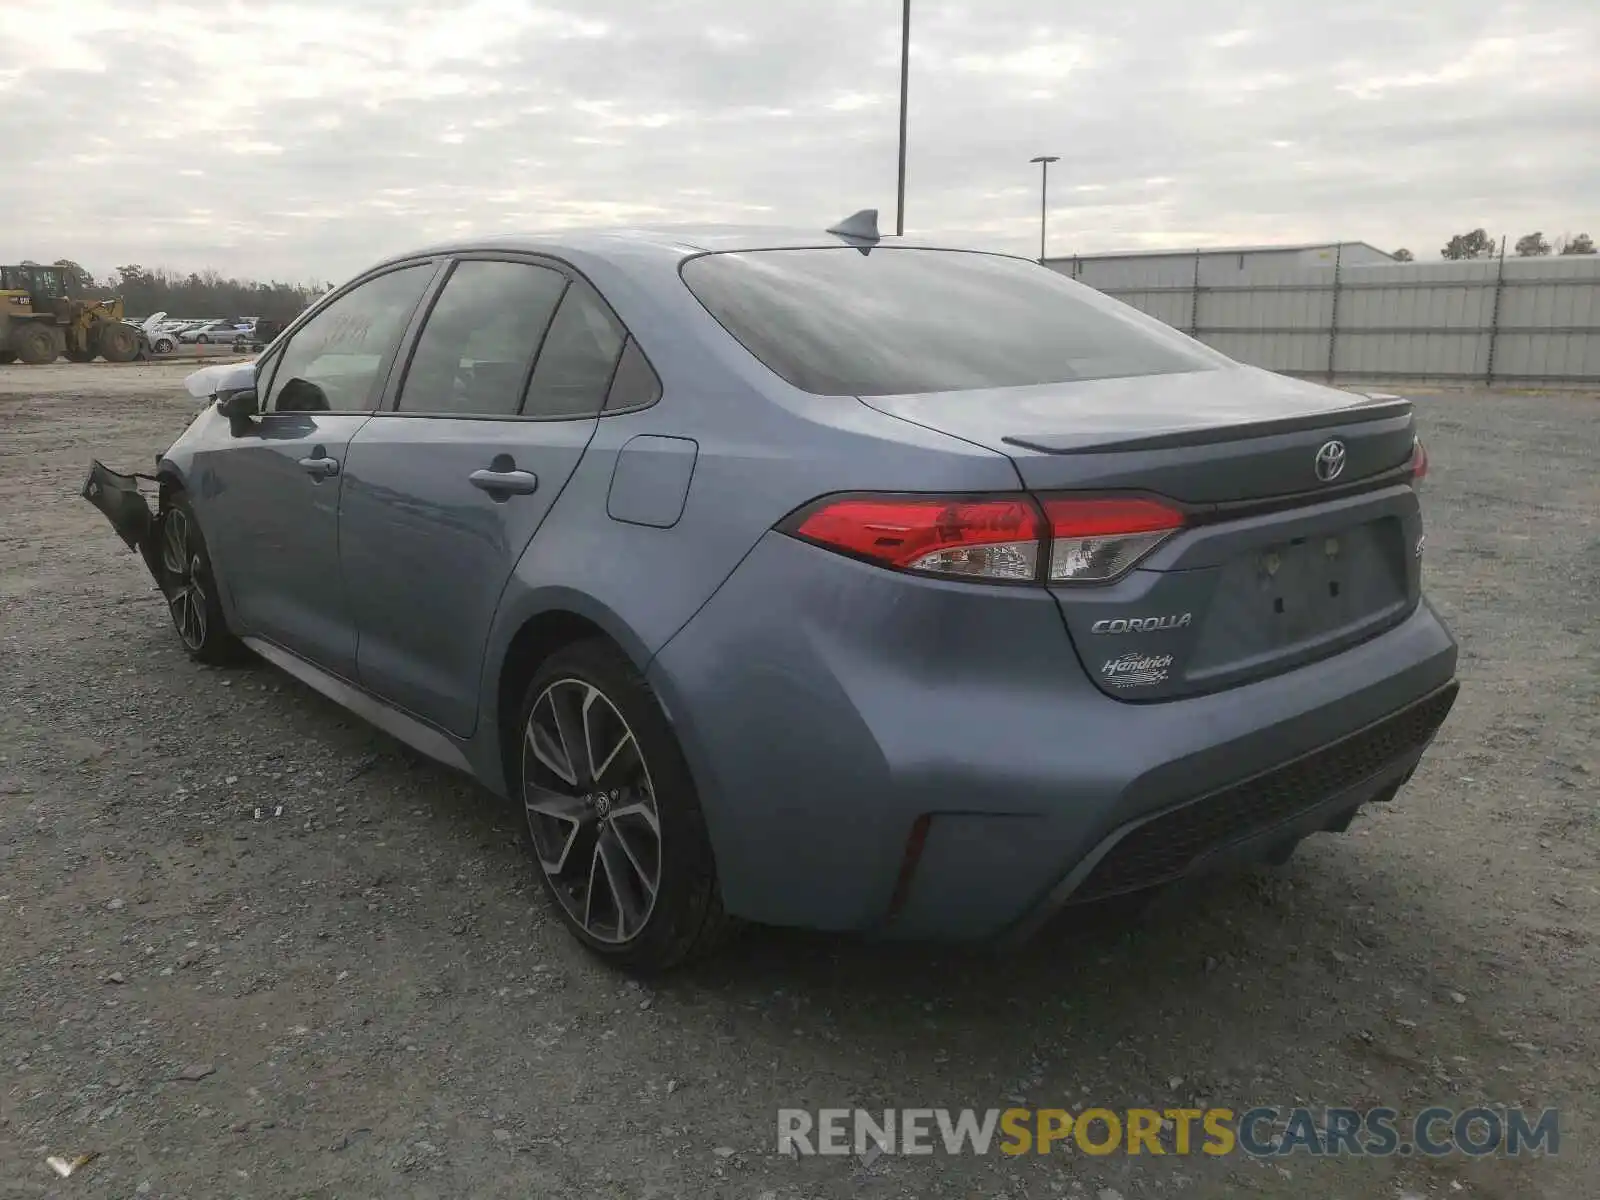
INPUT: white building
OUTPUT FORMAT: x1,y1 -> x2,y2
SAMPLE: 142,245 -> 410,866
1032,241 -> 1600,386
1046,241 -> 1396,290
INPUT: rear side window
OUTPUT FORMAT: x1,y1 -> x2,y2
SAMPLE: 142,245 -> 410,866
523,280 -> 625,419
604,337 -> 661,412
398,260 -> 568,416
680,247 -> 1224,397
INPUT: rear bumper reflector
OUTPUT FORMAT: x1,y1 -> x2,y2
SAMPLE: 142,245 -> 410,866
884,813 -> 933,920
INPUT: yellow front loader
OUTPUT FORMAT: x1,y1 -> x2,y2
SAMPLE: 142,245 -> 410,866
0,264 -> 142,364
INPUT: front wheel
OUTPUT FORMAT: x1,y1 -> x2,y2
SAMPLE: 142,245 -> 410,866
153,337 -> 175,354
97,323 -> 139,363
195,334 -> 210,344
517,640 -> 733,973
157,494 -> 246,664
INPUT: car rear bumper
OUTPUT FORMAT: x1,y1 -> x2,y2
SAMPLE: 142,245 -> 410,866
1000,679 -> 1455,943
648,530 -> 1460,940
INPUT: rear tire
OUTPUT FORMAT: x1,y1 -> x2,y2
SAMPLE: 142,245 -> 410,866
516,639 -> 734,974
196,334 -> 211,344
157,492 -> 247,665
11,323 -> 58,364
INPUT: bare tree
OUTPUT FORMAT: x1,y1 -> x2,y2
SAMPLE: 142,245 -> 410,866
1392,248 -> 1414,262
110,262 -> 323,321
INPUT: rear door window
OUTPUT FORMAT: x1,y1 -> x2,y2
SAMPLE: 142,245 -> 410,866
522,279 -> 626,419
397,260 -> 569,416
680,247 -> 1225,396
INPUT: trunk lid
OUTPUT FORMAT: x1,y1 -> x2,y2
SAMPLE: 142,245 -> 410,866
856,365 -> 1415,501
858,366 -> 1423,700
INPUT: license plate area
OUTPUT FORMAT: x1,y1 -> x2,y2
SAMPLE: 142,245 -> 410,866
1258,532 -> 1362,642
1186,518 -> 1407,671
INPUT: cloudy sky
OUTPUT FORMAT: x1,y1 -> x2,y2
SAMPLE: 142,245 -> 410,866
1,0 -> 1595,284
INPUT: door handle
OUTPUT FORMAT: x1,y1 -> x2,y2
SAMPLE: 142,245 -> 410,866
469,468 -> 539,496
297,455 -> 340,479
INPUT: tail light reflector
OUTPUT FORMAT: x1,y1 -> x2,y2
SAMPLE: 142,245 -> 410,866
790,495 -> 1042,582
785,493 -> 1185,584
1039,496 -> 1185,583
1409,437 -> 1428,483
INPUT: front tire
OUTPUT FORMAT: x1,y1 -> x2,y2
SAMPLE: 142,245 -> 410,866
98,323 -> 139,363
517,640 -> 732,973
195,334 -> 211,344
157,493 -> 246,664
154,337 -> 175,354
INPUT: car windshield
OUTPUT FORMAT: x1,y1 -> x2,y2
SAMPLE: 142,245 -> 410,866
680,247 -> 1226,397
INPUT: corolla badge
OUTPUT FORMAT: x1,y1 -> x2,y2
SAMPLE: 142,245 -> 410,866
1314,439 -> 1347,482
1091,613 -> 1193,634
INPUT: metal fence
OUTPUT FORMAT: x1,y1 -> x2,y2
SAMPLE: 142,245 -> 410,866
1054,249 -> 1600,387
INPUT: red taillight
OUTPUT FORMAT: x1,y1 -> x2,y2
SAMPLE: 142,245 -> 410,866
790,495 -> 1043,582
1040,496 -> 1185,538
1039,496 -> 1185,583
1409,438 -> 1428,483
785,492 -> 1186,584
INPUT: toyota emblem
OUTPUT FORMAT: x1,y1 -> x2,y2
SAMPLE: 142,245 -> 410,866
1314,439 -> 1347,482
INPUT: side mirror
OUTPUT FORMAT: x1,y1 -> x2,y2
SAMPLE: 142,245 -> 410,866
217,388 -> 259,420
217,388 -> 260,435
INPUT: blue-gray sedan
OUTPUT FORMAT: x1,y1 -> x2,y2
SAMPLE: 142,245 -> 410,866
83,215 -> 1458,972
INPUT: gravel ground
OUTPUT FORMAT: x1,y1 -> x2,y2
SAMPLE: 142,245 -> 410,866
1,363 -> 1596,1199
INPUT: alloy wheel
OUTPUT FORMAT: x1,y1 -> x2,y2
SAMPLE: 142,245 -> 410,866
522,678 -> 662,944
159,509 -> 208,651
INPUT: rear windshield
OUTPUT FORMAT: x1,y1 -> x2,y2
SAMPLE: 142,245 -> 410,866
680,247 -> 1224,396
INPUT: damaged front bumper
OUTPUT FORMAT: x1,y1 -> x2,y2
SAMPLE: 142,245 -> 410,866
81,460 -> 166,585
82,362 -> 244,587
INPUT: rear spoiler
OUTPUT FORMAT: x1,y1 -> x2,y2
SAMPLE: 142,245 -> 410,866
1003,395 -> 1413,456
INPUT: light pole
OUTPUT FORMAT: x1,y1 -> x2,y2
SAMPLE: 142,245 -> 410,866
1029,155 -> 1059,263
895,0 -> 911,236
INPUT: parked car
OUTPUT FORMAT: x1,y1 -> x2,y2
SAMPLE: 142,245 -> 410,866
80,215 -> 1458,972
139,312 -> 179,355
246,317 -> 285,351
179,319 -> 251,345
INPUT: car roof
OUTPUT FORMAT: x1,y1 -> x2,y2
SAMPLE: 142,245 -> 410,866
375,225 -> 999,272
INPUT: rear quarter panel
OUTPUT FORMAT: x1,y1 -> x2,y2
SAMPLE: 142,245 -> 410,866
468,244 -> 1027,793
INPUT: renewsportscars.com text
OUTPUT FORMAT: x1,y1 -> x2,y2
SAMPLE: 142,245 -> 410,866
777,1106 -> 1560,1158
